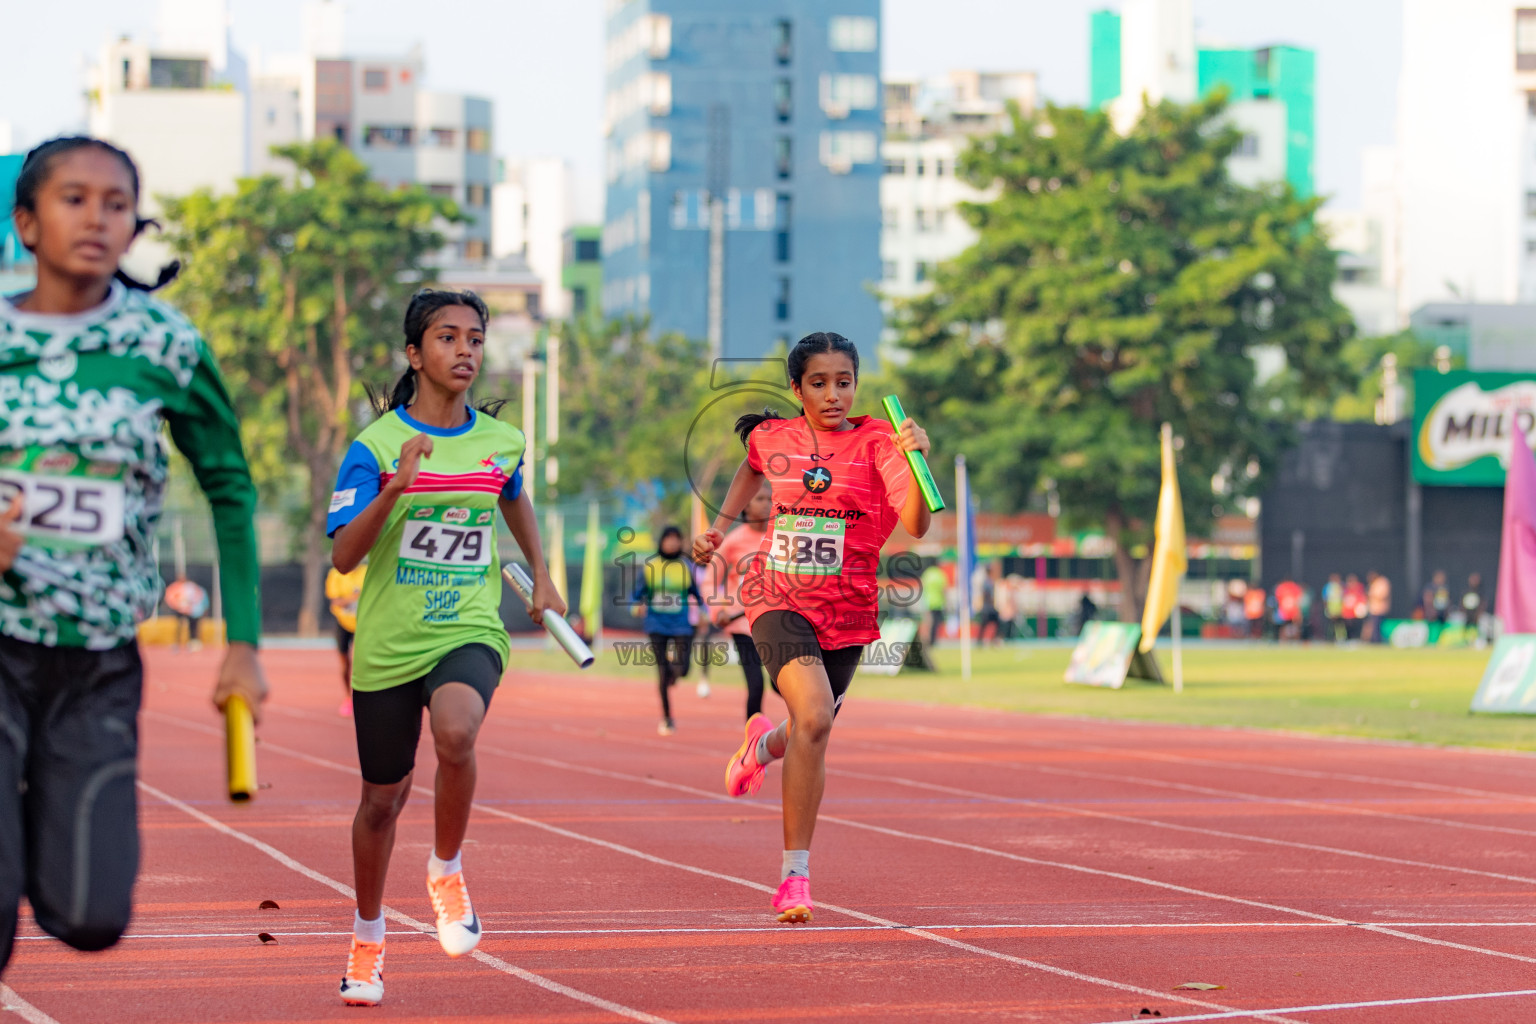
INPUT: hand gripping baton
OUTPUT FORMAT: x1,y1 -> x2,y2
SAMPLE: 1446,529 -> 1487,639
503,563 -> 596,668
881,394 -> 946,513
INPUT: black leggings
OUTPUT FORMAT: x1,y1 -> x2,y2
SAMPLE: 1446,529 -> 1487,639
648,634 -> 691,720
733,633 -> 770,720
0,636 -> 143,975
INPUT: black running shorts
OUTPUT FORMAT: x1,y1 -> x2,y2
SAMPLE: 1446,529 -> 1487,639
352,643 -> 501,785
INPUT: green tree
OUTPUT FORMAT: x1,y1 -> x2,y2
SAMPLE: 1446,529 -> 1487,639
891,95 -> 1355,621
162,140 -> 458,634
552,316 -> 715,529
1267,329 -> 1460,424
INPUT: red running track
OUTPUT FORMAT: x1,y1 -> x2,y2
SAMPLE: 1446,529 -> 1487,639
6,648 -> 1536,1022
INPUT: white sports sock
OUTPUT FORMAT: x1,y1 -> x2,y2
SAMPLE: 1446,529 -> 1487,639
755,730 -> 778,766
354,911 -> 386,944
781,849 -> 810,881
428,850 -> 462,879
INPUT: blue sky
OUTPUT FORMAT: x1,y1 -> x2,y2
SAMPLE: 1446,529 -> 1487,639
2,0 -> 1398,208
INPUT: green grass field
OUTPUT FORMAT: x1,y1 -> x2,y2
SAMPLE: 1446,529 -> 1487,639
524,639 -> 1536,752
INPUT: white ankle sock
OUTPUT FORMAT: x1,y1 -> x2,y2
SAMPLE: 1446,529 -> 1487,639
781,849 -> 809,881
428,850 -> 462,879
354,910 -> 385,944
757,724 -> 785,765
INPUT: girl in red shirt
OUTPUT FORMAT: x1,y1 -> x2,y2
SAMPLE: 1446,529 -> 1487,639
692,332 -> 933,923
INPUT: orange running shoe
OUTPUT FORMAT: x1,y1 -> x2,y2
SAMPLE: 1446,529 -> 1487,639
427,870 -> 482,957
339,936 -> 385,1005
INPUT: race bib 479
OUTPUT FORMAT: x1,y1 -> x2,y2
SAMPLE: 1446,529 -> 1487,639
398,505 -> 494,572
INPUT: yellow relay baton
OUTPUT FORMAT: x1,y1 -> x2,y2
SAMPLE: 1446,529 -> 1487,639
225,694 -> 257,802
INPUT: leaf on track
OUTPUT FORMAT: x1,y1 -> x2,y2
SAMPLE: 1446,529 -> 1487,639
1138,1010 -> 1163,1017
259,900 -> 280,910
1173,982 -> 1224,990
257,932 -> 278,944
730,817 -> 748,824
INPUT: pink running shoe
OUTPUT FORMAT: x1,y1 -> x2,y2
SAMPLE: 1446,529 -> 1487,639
773,876 -> 812,923
725,713 -> 775,797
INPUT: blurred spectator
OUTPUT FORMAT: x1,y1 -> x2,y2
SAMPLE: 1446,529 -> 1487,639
996,573 -> 1019,641
1244,584 -> 1268,639
920,561 -> 948,647
1225,580 -> 1248,630
1342,573 -> 1367,640
1274,579 -> 1303,641
164,574 -> 209,651
1462,572 -> 1484,623
1364,571 -> 1391,643
1076,591 -> 1097,634
1423,570 -> 1451,625
1322,573 -> 1344,641
1299,584 -> 1316,641
975,563 -> 1001,645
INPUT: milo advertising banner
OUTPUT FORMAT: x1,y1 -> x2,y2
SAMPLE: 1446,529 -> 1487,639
1413,369 -> 1536,486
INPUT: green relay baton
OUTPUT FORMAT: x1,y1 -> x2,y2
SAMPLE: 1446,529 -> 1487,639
882,394 -> 946,513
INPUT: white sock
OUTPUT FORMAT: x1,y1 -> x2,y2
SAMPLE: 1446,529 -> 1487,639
781,849 -> 809,881
354,910 -> 385,944
756,730 -> 779,766
428,850 -> 462,879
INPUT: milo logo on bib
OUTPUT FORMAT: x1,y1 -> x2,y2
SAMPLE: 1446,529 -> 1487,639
769,513 -> 846,576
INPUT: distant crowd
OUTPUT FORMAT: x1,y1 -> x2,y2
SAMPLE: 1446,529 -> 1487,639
1215,570 -> 1490,644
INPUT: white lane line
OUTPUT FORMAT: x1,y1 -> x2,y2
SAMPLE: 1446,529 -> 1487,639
0,986 -> 61,1024
142,710 -> 1286,1022
1083,986 -> 1536,1023
846,734 -> 1536,841
461,738 -> 1536,972
900,722 -> 1536,805
137,781 -> 676,1024
24,921 -> 1536,942
825,765 -> 1536,887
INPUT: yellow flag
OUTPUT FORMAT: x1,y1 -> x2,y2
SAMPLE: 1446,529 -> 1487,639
1140,424 -> 1188,653
578,500 -> 602,643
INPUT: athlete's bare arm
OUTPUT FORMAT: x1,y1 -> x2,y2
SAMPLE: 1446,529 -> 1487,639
693,458 -> 766,565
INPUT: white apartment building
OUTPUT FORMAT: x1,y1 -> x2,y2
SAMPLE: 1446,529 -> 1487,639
251,45 -> 495,261
87,35 -> 246,280
89,0 -> 496,267
1396,0 -> 1536,316
493,158 -> 578,319
879,71 -> 1033,301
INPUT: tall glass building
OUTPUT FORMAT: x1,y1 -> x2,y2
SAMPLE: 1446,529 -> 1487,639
601,0 -> 883,360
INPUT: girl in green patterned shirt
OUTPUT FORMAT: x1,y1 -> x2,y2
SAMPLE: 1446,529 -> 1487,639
0,137 -> 268,976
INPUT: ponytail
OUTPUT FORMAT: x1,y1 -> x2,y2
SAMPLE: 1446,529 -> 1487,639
735,407 -> 784,447
366,371 -> 417,419
114,257 -> 180,293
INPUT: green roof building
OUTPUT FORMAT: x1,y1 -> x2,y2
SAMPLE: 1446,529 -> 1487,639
1090,8 -> 1315,197
562,225 -> 602,322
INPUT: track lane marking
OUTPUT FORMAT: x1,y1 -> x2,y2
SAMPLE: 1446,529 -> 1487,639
142,709 -> 1291,1022
137,781 -> 676,1024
